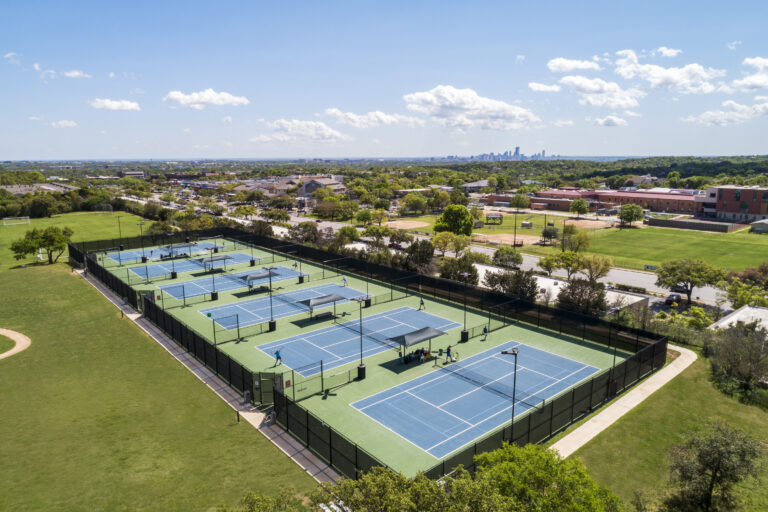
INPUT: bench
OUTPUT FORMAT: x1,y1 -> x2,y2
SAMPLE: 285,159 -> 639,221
313,311 -> 334,321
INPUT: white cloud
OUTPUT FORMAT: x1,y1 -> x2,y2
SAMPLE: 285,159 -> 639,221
221,115 -> 233,124
3,52 -> 19,65
614,49 -> 725,93
552,119 -> 574,127
403,85 -> 539,131
594,115 -> 628,127
129,88 -> 144,95
28,116 -> 43,121
732,57 -> 768,90
654,46 -> 682,57
727,40 -> 742,50
61,69 -> 91,78
251,119 -> 350,143
49,120 -> 77,128
32,62 -> 40,71
683,98 -> 768,126
182,128 -> 191,133
108,71 -> 116,79
559,75 -> 646,108
624,110 -> 642,117
163,88 -> 250,109
90,98 -> 141,111
528,82 -> 561,92
323,107 -> 424,128
547,57 -> 601,72
515,55 -> 525,64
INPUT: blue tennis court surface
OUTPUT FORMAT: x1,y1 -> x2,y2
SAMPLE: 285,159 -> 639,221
128,252 -> 254,279
259,307 -> 461,377
200,283 -> 366,328
105,241 -> 222,263
158,265 -> 303,299
352,342 -> 598,459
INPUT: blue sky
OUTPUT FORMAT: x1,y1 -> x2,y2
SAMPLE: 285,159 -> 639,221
1,1 -> 767,159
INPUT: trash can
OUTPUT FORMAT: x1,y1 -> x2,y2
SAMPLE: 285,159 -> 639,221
357,364 -> 366,380
461,330 -> 469,342
250,259 -> 256,267
141,256 -> 148,263
211,291 -> 219,301
268,320 -> 276,332
171,271 -> 178,279
364,298 -> 372,308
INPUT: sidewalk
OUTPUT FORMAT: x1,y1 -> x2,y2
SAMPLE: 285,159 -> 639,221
77,269 -> 340,484
550,344 -> 697,458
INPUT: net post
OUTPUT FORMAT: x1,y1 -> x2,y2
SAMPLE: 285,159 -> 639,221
236,314 -> 241,341
182,285 -> 187,307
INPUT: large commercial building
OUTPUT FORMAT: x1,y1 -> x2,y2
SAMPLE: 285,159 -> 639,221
695,185 -> 768,222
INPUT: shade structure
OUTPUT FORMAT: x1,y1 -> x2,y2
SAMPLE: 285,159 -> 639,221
198,254 -> 232,264
296,293 -> 347,309
166,242 -> 196,250
242,269 -> 278,283
388,326 -> 446,348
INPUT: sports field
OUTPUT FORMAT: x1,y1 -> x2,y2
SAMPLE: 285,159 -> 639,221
117,235 -> 630,476
522,226 -> 768,271
0,214 -> 316,511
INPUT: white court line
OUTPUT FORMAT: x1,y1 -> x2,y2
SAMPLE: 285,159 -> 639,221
405,391 -> 471,426
426,363 -> 594,453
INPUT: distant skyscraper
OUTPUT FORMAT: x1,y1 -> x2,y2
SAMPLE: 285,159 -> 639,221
542,149 -> 546,159
513,146 -> 520,160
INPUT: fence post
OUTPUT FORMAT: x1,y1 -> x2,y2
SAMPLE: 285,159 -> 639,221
570,387 -> 576,421
292,369 -> 296,402
320,360 -> 324,393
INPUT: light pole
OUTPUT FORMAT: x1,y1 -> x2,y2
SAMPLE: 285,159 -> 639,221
265,267 -> 277,331
459,271 -> 471,342
501,347 -> 519,443
357,297 -> 364,365
513,211 -> 518,247
117,216 -> 123,243
137,221 -> 146,258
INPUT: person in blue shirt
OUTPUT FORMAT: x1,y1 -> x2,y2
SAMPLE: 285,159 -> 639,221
274,349 -> 282,366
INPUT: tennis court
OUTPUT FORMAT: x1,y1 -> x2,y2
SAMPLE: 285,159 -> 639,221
199,283 -> 367,329
158,265 -> 303,299
352,342 -> 598,459
258,306 -> 461,377
105,241 -> 222,263
128,252 -> 254,279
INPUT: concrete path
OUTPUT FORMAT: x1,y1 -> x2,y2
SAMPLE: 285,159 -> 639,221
0,328 -> 31,360
550,344 -> 697,459
77,269 -> 341,484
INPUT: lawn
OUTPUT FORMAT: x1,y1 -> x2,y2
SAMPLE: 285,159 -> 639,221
575,354 -> 768,509
393,212 -> 565,235
0,334 -> 15,354
521,226 -> 768,271
0,214 -> 316,511
0,211 -> 146,272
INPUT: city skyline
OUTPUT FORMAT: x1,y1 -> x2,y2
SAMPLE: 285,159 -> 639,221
1,0 -> 767,159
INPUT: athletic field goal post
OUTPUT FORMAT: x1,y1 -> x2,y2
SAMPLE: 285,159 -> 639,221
2,216 -> 31,226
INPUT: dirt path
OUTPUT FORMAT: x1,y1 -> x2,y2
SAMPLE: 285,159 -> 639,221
0,328 -> 31,360
386,220 -> 429,229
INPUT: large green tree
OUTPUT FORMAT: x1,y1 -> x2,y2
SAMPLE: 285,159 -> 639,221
617,204 -> 644,227
666,423 -> 760,512
475,444 -> 622,512
655,259 -> 726,304
569,198 -> 589,219
493,245 -> 523,269
510,194 -> 530,211
434,204 -> 473,236
10,226 -> 74,264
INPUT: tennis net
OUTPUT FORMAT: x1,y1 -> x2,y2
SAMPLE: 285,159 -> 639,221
216,272 -> 248,288
334,318 -> 400,350
440,362 -> 544,408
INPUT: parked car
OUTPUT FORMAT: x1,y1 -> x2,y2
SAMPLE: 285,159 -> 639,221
670,283 -> 687,293
665,293 -> 683,305
388,242 -> 403,250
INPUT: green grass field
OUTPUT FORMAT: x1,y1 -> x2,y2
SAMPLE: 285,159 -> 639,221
0,212 -> 145,272
0,334 -> 15,354
575,354 -> 768,509
0,215 -> 316,511
394,212 -> 560,235
522,226 -> 768,271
